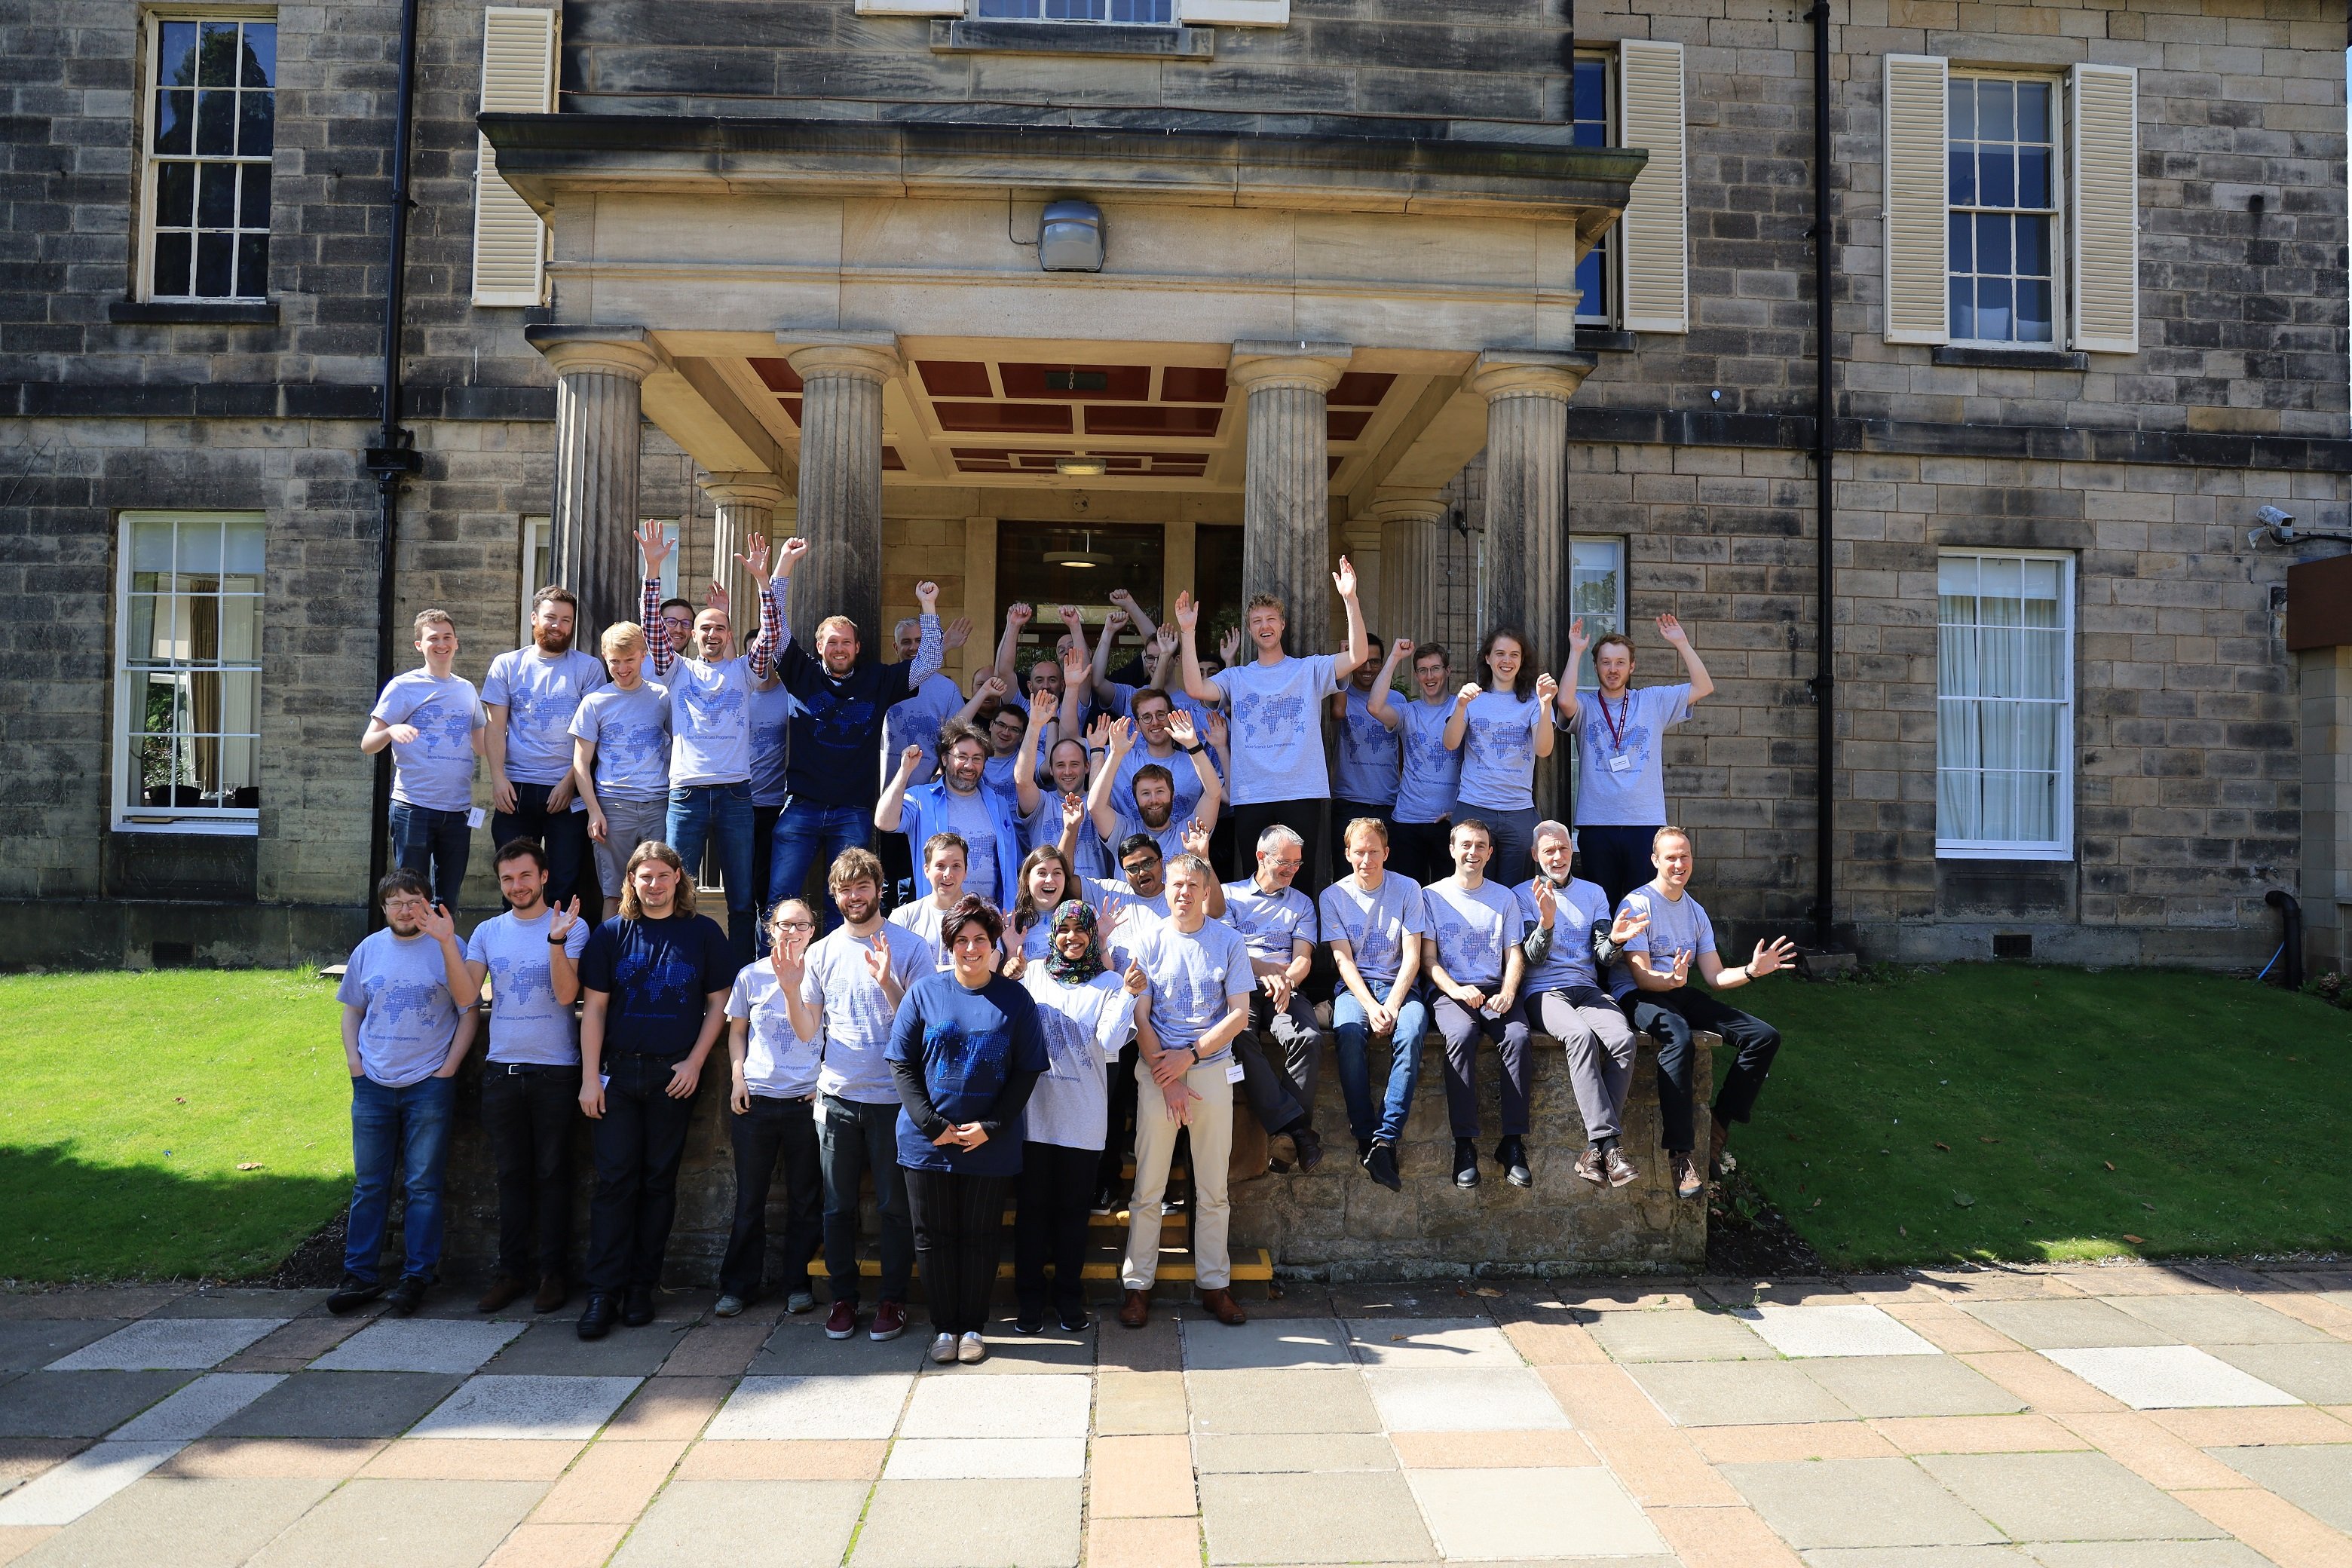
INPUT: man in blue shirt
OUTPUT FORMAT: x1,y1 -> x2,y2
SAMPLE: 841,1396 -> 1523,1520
876,724 -> 1025,912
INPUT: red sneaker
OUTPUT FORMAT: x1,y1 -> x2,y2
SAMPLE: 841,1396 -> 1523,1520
825,1300 -> 857,1340
870,1300 -> 908,1341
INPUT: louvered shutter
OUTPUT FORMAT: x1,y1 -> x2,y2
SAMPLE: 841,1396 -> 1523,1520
2069,63 -> 2139,354
1174,0 -> 1289,24
472,7 -> 556,308
1617,39 -> 1687,334
1882,54 -> 1949,345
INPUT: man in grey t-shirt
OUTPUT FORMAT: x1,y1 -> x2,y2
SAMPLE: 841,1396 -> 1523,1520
485,585 -> 605,916
1556,614 -> 1714,909
363,609 -> 485,911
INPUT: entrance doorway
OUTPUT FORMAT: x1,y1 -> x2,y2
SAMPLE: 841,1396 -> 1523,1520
994,520 -> 1242,683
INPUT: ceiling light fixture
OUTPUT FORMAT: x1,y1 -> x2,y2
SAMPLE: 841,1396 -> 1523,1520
1046,529 -> 1111,570
1055,455 -> 1107,477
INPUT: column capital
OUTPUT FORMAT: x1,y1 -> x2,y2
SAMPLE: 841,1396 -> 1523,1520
1228,340 -> 1352,395
1360,487 -> 1448,525
780,331 -> 903,384
526,324 -> 660,382
1465,348 -> 1597,403
698,471 -> 792,511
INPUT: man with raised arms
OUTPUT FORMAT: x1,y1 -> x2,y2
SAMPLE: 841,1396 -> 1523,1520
1556,614 -> 1713,908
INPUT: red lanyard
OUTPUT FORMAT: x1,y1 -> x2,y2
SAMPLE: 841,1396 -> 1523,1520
1597,692 -> 1631,752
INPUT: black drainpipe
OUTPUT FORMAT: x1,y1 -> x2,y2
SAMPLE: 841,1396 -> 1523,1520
1805,0 -> 1837,951
361,0 -> 425,928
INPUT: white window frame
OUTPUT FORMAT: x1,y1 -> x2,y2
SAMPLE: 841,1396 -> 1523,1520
519,516 -> 552,643
1573,52 -> 1617,328
1934,548 -> 2075,861
1946,69 -> 2066,351
1566,536 -> 1628,690
113,510 -> 265,835
136,8 -> 278,304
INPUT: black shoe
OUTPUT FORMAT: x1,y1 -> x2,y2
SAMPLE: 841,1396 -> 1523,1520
1290,1125 -> 1325,1173
1090,1185 -> 1119,1216
1364,1140 -> 1402,1193
326,1274 -> 385,1316
384,1275 -> 429,1316
1453,1138 -> 1481,1188
621,1285 -> 655,1327
577,1293 -> 618,1340
1357,1137 -> 1374,1162
1058,1306 -> 1093,1332
1014,1308 -> 1047,1336
1496,1136 -> 1533,1189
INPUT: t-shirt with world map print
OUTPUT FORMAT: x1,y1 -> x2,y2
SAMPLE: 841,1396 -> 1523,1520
1456,691 -> 1545,814
1570,682 -> 1692,828
482,647 -> 607,789
465,907 -> 590,1065
1331,685 -> 1400,804
370,669 -> 484,812
578,913 -> 735,1061
1419,876 -> 1526,991
886,970 -> 1049,1177
337,928 -> 466,1087
570,682 -> 671,802
1211,654 -> 1341,806
1392,697 -> 1461,825
660,654 -> 762,789
1128,916 -> 1253,1067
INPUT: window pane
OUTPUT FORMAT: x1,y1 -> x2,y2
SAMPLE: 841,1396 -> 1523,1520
1576,246 -> 1606,319
238,90 -> 272,157
195,231 -> 234,296
1948,142 -> 1975,207
239,161 -> 269,227
225,517 -> 265,576
136,733 -> 179,807
1979,78 -> 2013,140
176,522 -> 223,577
2016,279 -> 2052,343
198,160 -> 236,227
240,23 -> 275,87
1947,211 -> 1971,272
196,88 -> 235,155
1980,143 -> 2014,207
155,162 -> 194,228
158,21 -> 200,87
198,20 -> 240,84
1977,275 -> 2011,341
155,88 -> 193,154
1573,58 -> 1609,141
2017,142 -> 2050,207
216,593 -> 262,662
2021,556 -> 2062,603
2017,213 -> 2050,274
1937,623 -> 1978,696
126,595 -> 162,666
151,231 -> 193,297
2017,79 -> 2051,139
234,232 -> 268,299
1975,213 -> 2010,274
131,520 -> 176,574
1949,78 -> 1975,139
1949,277 -> 1974,341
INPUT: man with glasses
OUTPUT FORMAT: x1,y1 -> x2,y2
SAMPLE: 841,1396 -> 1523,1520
1207,824 -> 1326,1174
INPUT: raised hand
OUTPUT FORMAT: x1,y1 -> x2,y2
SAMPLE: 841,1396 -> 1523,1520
1060,642 -> 1089,686
915,580 -> 940,612
1165,709 -> 1197,748
1456,681 -> 1483,707
1531,877 -> 1557,927
1172,591 -> 1199,632
770,934 -> 807,989
1104,606 -> 1131,635
1058,604 -> 1086,632
899,744 -> 924,776
1206,709 -> 1228,749
1608,906 -> 1651,945
1217,626 -> 1242,666
862,929 -> 893,985
1106,715 -> 1136,756
635,519 -> 672,574
1392,636 -> 1415,663
1153,625 -> 1178,657
776,535 -> 810,577
1534,671 -> 1560,706
1109,587 -> 1137,611
736,531 -> 772,585
1181,817 -> 1212,859
979,673 -> 1009,702
1332,554 -> 1358,599
1567,617 -> 1591,662
1122,954 -> 1148,995
703,580 -> 728,613
1060,792 -> 1085,831
1750,936 -> 1799,978
1006,602 -> 1034,630
418,901 -> 458,943
1657,612 -> 1689,646
548,896 -> 580,943
942,615 -> 973,651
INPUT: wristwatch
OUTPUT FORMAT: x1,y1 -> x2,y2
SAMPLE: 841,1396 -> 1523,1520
1181,743 -> 1205,755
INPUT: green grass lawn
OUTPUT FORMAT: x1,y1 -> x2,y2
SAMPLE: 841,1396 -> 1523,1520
1737,963 -> 2352,1269
0,969 -> 351,1282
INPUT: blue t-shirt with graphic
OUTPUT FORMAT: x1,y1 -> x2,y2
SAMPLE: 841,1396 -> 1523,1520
1456,691 -> 1544,813
1392,697 -> 1462,825
1515,874 -> 1615,994
804,922 -> 939,1103
1331,685 -> 1401,804
337,928 -> 464,1087
371,669 -> 483,812
1421,877 -> 1525,991
1613,884 -> 1718,1001
1212,654 -> 1340,806
571,681 -> 672,802
482,648 -> 606,789
577,913 -> 734,1059
1129,917 -> 1253,1066
886,971 -> 1049,1177
1110,742 -> 1211,822
1218,879 -> 1318,966
1572,682 -> 1693,827
883,672 -> 965,789
466,908 -> 590,1065
1317,874 -> 1426,990
727,959 -> 822,1098
749,681 -> 797,808
662,655 -> 758,789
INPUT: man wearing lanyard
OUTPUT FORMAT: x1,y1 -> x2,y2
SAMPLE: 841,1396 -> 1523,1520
1555,614 -> 1714,908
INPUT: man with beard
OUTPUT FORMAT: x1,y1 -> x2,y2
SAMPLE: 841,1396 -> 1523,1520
877,724 -> 1025,912
1367,639 -> 1463,886
1517,820 -> 1649,1190
1011,648 -> 1104,877
767,550 -> 944,929
485,586 -> 606,914
1557,615 -> 1715,908
638,523 -> 784,966
1205,825 -> 1327,1174
1089,709 -> 1221,862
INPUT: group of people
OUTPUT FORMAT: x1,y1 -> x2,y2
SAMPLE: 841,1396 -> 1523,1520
332,528 -> 1796,1349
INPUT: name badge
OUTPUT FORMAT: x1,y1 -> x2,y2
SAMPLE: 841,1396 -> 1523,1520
1224,1060 -> 1246,1084
1607,752 -> 1634,773
467,806 -> 489,828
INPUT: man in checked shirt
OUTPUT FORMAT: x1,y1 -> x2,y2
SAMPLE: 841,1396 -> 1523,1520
635,521 -> 785,966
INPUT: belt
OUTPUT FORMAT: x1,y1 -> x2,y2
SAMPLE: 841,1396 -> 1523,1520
489,1061 -> 579,1076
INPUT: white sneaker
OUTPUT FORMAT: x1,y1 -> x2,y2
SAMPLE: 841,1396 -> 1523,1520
958,1331 -> 988,1364
929,1332 -> 957,1364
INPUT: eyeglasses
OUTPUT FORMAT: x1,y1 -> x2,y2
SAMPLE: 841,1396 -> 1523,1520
776,918 -> 815,932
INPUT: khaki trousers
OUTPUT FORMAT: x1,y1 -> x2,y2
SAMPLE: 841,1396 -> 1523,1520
1121,1055 -> 1234,1291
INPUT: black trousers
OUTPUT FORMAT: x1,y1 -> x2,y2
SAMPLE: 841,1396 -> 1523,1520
1014,1141 -> 1098,1318
1432,994 -> 1531,1138
1230,798 -> 1334,897
903,1168 -> 1009,1337
1388,819 -> 1452,887
1578,825 -> 1661,912
492,782 -> 593,914
720,1092 -> 823,1301
1631,988 -> 1783,1153
480,1061 -> 580,1282
583,1052 -> 697,1294
750,803 -> 781,945
1095,1037 -> 1141,1199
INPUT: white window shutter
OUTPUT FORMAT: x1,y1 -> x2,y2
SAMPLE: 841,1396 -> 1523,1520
2069,63 -> 2139,354
472,6 -> 556,308
853,0 -> 963,15
1882,53 -> 1949,345
1174,0 -> 1289,23
1616,39 -> 1687,334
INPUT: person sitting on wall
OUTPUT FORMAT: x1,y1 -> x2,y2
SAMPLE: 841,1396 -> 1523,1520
1320,816 -> 1431,1192
1517,820 -> 1650,1191
1423,817 -> 1533,1190
362,608 -> 485,912
1203,825 -> 1328,1174
1556,614 -> 1714,910
1613,826 -> 1797,1201
713,899 -> 828,1321
571,621 -> 672,921
484,586 -> 606,915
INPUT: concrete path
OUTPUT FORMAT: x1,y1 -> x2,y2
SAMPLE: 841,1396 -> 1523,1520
2,1263 -> 2350,1566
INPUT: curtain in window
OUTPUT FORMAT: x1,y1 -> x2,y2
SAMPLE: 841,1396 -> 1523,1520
1937,554 -> 2066,846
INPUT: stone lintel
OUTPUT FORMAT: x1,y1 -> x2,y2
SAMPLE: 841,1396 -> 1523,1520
524,323 -> 660,381
1466,348 -> 1597,403
1229,340 -> 1352,396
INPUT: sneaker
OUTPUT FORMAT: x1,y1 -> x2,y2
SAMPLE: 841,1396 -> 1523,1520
958,1331 -> 988,1364
1161,1194 -> 1187,1216
929,1332 -> 957,1364
1672,1153 -> 1704,1200
1604,1147 -> 1640,1188
870,1300 -> 908,1341
1495,1136 -> 1532,1189
1014,1309 -> 1046,1336
1089,1185 -> 1119,1216
1058,1305 -> 1093,1332
1357,1137 -> 1374,1162
384,1276 -> 429,1316
825,1300 -> 859,1340
713,1294 -> 748,1318
476,1276 -> 528,1313
1364,1140 -> 1402,1193
326,1274 -> 385,1316
1574,1147 -> 1606,1186
786,1289 -> 816,1315
1290,1125 -> 1325,1173
1453,1138 -> 1481,1188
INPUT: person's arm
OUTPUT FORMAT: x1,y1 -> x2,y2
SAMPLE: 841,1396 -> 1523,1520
1086,717 -> 1129,843
1422,935 -> 1484,1011
1058,642 -> 1089,737
727,1016 -> 752,1115
972,1064 -> 1043,1142
578,990 -> 609,1117
779,951 -> 822,1043
1282,936 -> 1312,991
1625,943 -> 1689,993
1658,613 -> 1713,704
360,715 -> 405,754
1557,618 -> 1591,724
1331,555 -> 1368,681
1442,682 -> 1478,750
637,522 -> 675,675
877,746 -> 921,833
1015,699 -> 1054,819
484,696 -> 516,814
1108,588 -> 1156,645
740,535 -> 781,678
1165,710 -> 1220,819
890,1052 -> 954,1144
1204,880 -> 1228,920
1531,674 -> 1558,759
1384,929 -> 1422,1015
667,987 -> 729,1099
1173,592 -> 1220,703
1597,902 -> 1649,969
1364,638 -> 1410,729
905,581 -> 945,686
1330,937 -> 1380,1015
951,674 -> 1006,730
547,902 -> 583,1006
1205,709 -> 1230,796
435,1002 -> 480,1078
1521,880 -> 1557,969
992,604 -> 1032,690
417,902 -> 480,1008
572,735 -> 606,842
1696,936 -> 1797,991
1493,940 -> 1527,1015
1055,791 -> 1083,865
1193,990 -> 1254,1058
1087,606 -> 1125,700
341,1003 -> 366,1077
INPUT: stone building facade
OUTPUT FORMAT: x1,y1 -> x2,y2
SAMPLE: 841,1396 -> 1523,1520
3,0 -> 2347,972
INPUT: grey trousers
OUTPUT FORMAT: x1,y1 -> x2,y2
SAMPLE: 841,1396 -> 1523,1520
1532,986 -> 1637,1143
1236,991 -> 1322,1133
590,795 -> 671,897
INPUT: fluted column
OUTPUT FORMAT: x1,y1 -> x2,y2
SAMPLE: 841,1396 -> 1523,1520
785,335 -> 900,652
1467,350 -> 1595,670
700,472 -> 792,637
532,327 -> 660,653
1364,488 -> 1447,645
1230,341 -> 1351,654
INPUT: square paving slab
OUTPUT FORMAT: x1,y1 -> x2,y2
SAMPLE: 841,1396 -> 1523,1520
706,1374 -> 913,1441
1199,1468 -> 1436,1563
2107,1294 -> 2332,1346
1361,1367 -> 1573,1432
852,1478 -> 1082,1568
1799,1357 -> 2026,1419
10,1474 -> 334,1568
1588,1310 -> 1775,1363
47,1320 -> 283,1373
105,1374 -> 283,1441
0,1374 -> 191,1440
1629,1360 -> 1861,1427
1405,1466 -> 1665,1559
240,1476 -> 547,1568
2041,1347 -> 2298,1410
1919,1450 -> 2227,1541
210,1371 -> 463,1441
1958,1301 -> 2177,1352
883,1436 -> 1088,1478
1736,1304 -> 1940,1358
2207,1341 -> 2352,1405
2024,1544 -> 2277,1568
406,1375 -> 639,1441
311,1319 -> 526,1376
1345,1318 -> 1524,1368
479,1320 -> 685,1377
899,1373 -> 1089,1438
2207,1444 -> 2352,1533
1721,1457 -> 2003,1550
0,1442 -> 184,1527
1180,1318 -> 1353,1372
0,1323 -> 116,1376
613,1478 -> 867,1567
149,1291 -> 329,1321
748,1324 -> 930,1377
1187,1370 -> 1382,1436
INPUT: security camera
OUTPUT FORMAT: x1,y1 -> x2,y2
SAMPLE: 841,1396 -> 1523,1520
2257,504 -> 2295,538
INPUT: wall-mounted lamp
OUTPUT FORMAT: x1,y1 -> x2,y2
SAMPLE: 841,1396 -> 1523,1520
1039,199 -> 1104,272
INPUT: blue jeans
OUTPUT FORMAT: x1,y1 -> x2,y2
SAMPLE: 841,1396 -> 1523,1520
345,1073 -> 457,1285
817,1094 -> 914,1305
388,801 -> 470,911
1331,988 -> 1432,1144
770,798 -> 873,931
668,782 -> 755,964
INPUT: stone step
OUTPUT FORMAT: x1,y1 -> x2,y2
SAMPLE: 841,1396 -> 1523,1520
807,1246 -> 1272,1283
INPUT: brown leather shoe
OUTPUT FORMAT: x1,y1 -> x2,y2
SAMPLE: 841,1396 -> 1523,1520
1118,1289 -> 1150,1328
1199,1288 -> 1247,1326
533,1274 -> 568,1313
476,1276 -> 528,1313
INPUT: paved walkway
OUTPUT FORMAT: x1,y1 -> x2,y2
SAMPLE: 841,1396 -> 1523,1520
2,1264 -> 2350,1566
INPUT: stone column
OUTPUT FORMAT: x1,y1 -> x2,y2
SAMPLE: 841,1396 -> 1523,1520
533,326 -> 660,651
1466,350 -> 1596,672
1364,488 -> 1447,645
700,472 -> 792,641
785,335 -> 900,651
1230,341 -> 1352,654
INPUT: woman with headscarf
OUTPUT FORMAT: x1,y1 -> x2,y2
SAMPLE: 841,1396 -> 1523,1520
1013,899 -> 1146,1334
